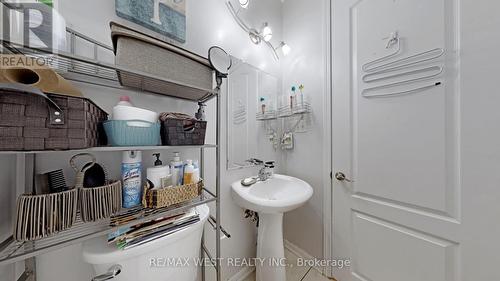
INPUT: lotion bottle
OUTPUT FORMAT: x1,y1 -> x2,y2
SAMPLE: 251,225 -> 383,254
170,152 -> 183,186
183,160 -> 195,185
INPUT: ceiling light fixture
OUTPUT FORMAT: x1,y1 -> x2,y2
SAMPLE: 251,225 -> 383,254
249,29 -> 262,45
239,0 -> 249,9
276,41 -> 291,56
225,1 -> 290,61
262,22 -> 273,42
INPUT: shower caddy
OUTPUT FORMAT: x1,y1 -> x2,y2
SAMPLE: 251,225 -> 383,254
0,27 -> 225,281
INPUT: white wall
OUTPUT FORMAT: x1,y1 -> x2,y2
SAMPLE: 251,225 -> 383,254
281,0 -> 328,260
0,0 -> 284,280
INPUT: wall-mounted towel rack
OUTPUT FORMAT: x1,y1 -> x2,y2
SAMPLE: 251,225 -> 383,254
361,65 -> 444,97
363,47 -> 445,74
362,31 -> 401,72
363,65 -> 443,84
362,82 -> 442,98
361,31 -> 445,99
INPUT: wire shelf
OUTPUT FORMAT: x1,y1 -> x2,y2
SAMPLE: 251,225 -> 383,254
278,102 -> 312,118
256,110 -> 278,121
0,30 -> 216,103
0,144 -> 217,155
0,188 -> 216,266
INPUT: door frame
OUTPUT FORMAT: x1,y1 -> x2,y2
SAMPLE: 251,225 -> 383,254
322,0 -> 334,278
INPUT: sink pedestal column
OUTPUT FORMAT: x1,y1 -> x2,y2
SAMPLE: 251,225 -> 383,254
256,213 -> 286,281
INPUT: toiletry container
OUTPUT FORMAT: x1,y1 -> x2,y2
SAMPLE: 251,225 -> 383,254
193,160 -> 200,182
147,153 -> 170,189
117,95 -> 133,107
183,160 -> 195,185
82,204 -> 209,281
112,96 -> 159,124
121,151 -> 142,208
170,152 -> 183,186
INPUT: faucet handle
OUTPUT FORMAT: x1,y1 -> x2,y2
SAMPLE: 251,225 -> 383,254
246,158 -> 264,165
264,161 -> 275,168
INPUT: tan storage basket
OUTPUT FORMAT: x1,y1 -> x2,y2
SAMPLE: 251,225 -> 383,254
142,180 -> 203,209
79,180 -> 122,222
70,153 -> 122,222
110,22 -> 214,100
13,188 -> 78,241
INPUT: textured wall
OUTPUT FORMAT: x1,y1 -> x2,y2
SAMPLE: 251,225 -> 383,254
281,0 -> 328,260
0,0 -> 283,280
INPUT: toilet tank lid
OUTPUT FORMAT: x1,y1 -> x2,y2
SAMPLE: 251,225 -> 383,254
82,204 -> 209,264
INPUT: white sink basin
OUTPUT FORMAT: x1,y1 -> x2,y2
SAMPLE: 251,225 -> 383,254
231,174 -> 313,281
231,174 -> 313,214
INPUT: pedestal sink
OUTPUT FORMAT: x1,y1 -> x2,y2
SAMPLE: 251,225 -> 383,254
231,174 -> 313,281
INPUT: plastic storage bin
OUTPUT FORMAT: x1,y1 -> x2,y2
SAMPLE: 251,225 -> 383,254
103,120 -> 160,146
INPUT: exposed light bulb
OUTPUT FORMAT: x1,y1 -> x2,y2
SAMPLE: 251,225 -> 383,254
262,23 -> 273,42
249,29 -> 261,45
281,42 -> 291,56
239,0 -> 249,9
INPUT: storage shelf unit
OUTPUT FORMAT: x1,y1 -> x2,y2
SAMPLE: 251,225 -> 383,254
0,26 -> 223,281
0,144 -> 217,155
1,33 -> 216,103
0,189 -> 215,266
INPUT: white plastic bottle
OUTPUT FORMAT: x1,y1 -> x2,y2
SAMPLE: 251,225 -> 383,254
183,160 -> 195,185
117,95 -> 133,107
193,160 -> 200,182
121,151 -> 142,208
170,152 -> 183,186
147,153 -> 170,189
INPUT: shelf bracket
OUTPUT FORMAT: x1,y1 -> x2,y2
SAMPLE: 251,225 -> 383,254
14,154 -> 37,281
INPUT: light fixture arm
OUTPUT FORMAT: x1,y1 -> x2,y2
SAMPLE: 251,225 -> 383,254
225,0 -> 288,61
226,1 -> 251,33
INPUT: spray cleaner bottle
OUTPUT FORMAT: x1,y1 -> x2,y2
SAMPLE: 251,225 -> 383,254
122,151 -> 142,208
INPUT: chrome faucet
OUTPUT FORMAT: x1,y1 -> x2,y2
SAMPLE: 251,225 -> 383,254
240,159 -> 276,187
245,158 -> 275,181
258,161 -> 275,181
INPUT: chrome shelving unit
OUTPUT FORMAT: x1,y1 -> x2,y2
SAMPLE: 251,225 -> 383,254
0,27 -> 224,281
0,189 -> 216,266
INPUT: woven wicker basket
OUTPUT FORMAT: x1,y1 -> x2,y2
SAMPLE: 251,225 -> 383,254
142,180 -> 203,209
79,180 -> 122,222
13,188 -> 78,241
70,153 -> 122,222
0,83 -> 107,151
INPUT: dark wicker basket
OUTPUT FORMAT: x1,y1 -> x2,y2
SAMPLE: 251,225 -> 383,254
160,118 -> 207,145
0,84 -> 107,150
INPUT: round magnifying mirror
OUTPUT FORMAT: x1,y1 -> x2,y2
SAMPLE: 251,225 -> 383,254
208,46 -> 232,76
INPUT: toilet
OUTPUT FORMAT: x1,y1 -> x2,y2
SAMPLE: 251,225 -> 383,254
82,204 -> 209,281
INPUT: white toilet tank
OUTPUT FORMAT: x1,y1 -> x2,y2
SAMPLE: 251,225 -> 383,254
82,204 -> 209,281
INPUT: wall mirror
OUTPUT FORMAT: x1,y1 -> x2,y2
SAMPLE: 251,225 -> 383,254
226,57 -> 279,170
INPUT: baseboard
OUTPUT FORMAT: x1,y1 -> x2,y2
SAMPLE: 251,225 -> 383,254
227,265 -> 255,281
284,239 -> 324,275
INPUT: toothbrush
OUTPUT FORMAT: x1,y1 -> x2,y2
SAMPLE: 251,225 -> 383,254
299,84 -> 304,108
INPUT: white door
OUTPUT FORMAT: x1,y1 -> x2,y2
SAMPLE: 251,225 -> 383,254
331,0 -> 500,280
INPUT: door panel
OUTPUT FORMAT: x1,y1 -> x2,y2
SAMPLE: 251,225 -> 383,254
352,212 -> 457,281
332,0 -> 462,280
352,0 -> 459,217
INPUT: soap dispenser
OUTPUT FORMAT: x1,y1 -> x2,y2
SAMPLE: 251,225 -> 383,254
146,153 -> 170,189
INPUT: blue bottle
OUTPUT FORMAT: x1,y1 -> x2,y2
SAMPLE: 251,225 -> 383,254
121,151 -> 142,208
